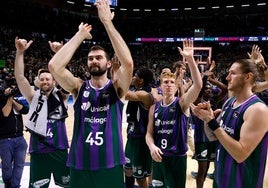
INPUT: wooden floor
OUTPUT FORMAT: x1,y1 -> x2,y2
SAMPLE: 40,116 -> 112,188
22,102 -> 267,188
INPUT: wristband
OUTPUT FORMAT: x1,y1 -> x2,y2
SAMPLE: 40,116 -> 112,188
19,105 -> 29,114
207,119 -> 220,131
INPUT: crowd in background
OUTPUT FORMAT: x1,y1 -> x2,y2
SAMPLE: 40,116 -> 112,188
1,0 -> 268,95
1,25 -> 268,98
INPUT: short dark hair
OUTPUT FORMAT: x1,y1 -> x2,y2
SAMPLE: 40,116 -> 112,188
136,68 -> 154,86
173,61 -> 186,70
89,45 -> 110,61
38,69 -> 50,78
37,69 -> 55,81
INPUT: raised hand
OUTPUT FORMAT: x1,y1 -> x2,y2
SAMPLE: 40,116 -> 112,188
78,22 -> 93,40
15,37 -> 33,52
95,0 -> 115,23
178,39 -> 194,58
209,60 -> 216,72
247,45 -> 267,72
48,41 -> 63,53
247,45 -> 261,62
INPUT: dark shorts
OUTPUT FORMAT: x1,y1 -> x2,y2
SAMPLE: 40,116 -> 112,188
29,149 -> 70,188
70,165 -> 124,188
124,138 -> 152,178
152,155 -> 187,188
194,141 -> 217,161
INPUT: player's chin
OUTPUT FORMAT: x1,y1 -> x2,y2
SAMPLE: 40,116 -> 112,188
41,86 -> 52,92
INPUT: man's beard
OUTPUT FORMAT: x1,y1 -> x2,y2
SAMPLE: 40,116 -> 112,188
89,67 -> 107,77
40,85 -> 53,93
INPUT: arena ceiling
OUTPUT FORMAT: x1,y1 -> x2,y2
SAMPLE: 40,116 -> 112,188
82,0 -> 268,15
118,0 -> 256,9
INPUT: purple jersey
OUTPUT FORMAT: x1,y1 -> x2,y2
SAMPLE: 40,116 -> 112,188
153,97 -> 188,156
215,95 -> 268,188
67,80 -> 125,170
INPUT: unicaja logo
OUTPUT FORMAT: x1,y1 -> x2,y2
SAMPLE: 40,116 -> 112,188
81,102 -> 91,111
152,180 -> 164,187
32,179 -> 50,187
83,91 -> 90,98
62,175 -> 70,184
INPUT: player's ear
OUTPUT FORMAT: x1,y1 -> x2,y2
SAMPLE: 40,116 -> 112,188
107,60 -> 112,68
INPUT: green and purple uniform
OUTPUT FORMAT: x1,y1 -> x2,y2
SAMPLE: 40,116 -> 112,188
29,119 -> 69,153
152,97 -> 188,188
67,80 -> 125,187
153,97 -> 188,156
214,95 -> 268,188
192,114 -> 217,161
29,90 -> 69,188
125,91 -> 152,178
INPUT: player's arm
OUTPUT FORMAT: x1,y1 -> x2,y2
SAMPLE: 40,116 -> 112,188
48,23 -> 92,98
146,104 -> 163,162
214,103 -> 268,163
14,37 -> 35,103
125,90 -> 153,109
178,40 -> 202,112
95,0 -> 133,99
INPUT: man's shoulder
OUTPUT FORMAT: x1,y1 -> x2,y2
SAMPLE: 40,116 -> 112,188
245,101 -> 268,119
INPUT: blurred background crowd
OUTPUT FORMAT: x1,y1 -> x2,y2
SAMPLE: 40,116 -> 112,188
1,0 -> 268,99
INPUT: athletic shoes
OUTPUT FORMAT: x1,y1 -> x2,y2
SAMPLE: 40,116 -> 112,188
191,153 -> 197,160
191,171 -> 198,179
206,173 -> 214,180
191,171 -> 214,179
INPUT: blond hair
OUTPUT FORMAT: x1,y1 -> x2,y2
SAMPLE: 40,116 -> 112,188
160,72 -> 176,84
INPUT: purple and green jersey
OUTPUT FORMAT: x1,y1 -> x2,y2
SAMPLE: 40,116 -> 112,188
67,80 -> 125,170
126,95 -> 152,138
153,97 -> 188,156
29,118 -> 69,153
214,95 -> 268,188
192,115 -> 209,143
